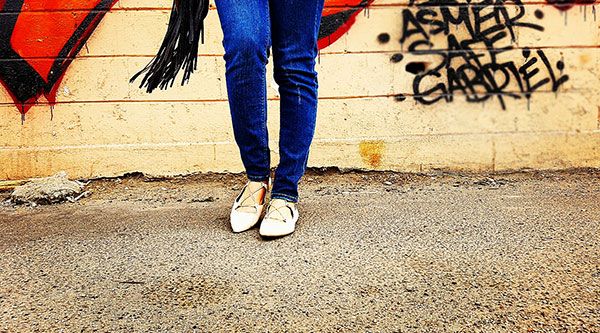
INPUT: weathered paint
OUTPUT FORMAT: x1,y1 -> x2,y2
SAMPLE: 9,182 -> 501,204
359,140 -> 385,168
0,0 -> 599,180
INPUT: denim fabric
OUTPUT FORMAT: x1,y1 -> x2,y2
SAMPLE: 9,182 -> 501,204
216,0 -> 325,203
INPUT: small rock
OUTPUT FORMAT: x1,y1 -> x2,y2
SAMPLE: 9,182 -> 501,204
383,181 -> 393,186
473,177 -> 508,187
405,286 -> 417,292
191,196 -> 216,203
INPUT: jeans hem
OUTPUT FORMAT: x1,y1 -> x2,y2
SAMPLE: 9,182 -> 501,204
270,192 -> 299,203
247,174 -> 270,182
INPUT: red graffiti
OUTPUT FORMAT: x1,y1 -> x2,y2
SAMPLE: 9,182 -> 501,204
0,0 -> 371,116
546,0 -> 597,10
318,0 -> 374,49
13,1 -> 103,82
0,0 -> 118,115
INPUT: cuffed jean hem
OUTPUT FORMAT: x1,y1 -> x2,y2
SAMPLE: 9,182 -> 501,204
270,192 -> 299,203
247,174 -> 270,182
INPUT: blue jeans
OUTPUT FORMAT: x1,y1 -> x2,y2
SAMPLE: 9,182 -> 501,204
216,0 -> 325,203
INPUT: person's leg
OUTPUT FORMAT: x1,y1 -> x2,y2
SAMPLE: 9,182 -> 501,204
268,0 -> 325,203
215,0 -> 272,182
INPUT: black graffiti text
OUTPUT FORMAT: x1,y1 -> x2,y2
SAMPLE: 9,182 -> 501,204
399,0 -> 569,109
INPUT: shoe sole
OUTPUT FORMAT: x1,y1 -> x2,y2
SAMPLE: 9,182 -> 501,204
259,232 -> 294,239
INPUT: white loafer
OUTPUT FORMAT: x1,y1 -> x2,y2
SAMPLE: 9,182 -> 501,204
230,179 -> 269,233
259,198 -> 299,238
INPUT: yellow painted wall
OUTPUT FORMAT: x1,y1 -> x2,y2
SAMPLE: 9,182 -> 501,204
1,0 -> 599,180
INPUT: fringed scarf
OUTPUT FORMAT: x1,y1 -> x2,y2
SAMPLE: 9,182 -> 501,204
130,0 -> 210,93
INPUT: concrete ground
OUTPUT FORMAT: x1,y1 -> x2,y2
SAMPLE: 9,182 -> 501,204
0,169 -> 598,332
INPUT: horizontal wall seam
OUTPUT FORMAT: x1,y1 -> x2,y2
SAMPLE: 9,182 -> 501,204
2,45 -> 599,61
2,130 -> 598,151
0,90 -> 590,107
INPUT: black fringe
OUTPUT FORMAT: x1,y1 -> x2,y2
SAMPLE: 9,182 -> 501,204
130,0 -> 209,93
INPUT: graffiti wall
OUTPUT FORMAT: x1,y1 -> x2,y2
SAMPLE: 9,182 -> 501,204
0,0 -> 598,179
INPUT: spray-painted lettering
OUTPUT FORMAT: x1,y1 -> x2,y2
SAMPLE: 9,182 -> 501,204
397,0 -> 570,109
